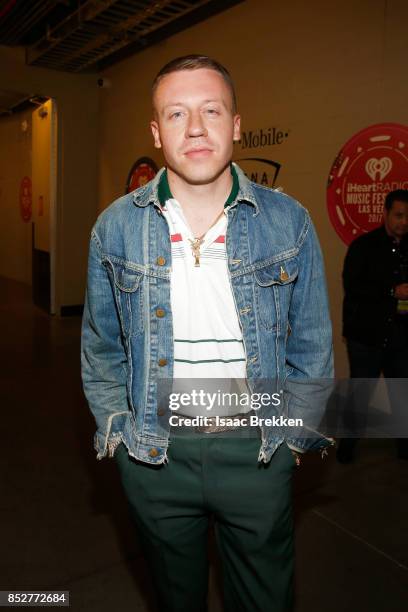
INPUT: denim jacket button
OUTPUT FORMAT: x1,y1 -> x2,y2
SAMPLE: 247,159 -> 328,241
156,308 -> 165,318
157,256 -> 166,266
157,408 -> 166,416
148,448 -> 159,458
158,358 -> 167,366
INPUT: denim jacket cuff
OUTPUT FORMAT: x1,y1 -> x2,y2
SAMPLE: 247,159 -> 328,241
94,410 -> 129,459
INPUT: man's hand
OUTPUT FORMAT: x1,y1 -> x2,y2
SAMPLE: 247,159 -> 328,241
291,450 -> 301,466
394,283 -> 408,300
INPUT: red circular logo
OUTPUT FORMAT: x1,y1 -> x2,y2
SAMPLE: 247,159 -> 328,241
126,157 -> 158,193
19,176 -> 32,222
327,123 -> 408,245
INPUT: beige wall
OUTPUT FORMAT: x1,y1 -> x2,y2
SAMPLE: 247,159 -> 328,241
97,0 -> 408,375
0,109 -> 32,284
0,46 -> 99,311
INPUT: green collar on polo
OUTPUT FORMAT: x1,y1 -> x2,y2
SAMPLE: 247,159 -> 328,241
157,168 -> 173,205
158,164 -> 239,208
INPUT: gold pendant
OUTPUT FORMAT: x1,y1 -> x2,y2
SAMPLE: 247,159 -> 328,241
189,238 -> 204,267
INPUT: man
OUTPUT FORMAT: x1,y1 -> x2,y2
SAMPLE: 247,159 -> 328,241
338,189 -> 408,463
81,55 -> 333,611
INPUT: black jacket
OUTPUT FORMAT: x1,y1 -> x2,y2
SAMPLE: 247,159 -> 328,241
342,226 -> 408,348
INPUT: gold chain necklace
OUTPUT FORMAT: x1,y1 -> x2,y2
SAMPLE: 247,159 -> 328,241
188,209 -> 225,267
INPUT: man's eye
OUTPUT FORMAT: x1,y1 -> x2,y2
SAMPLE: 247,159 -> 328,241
170,111 -> 183,119
206,108 -> 219,115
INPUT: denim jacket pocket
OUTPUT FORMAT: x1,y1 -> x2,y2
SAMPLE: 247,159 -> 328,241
254,257 -> 298,331
103,258 -> 144,337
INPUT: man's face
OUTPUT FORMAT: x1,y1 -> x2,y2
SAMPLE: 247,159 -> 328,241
384,200 -> 408,241
150,68 -> 240,185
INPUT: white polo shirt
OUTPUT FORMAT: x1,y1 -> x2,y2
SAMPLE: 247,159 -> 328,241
161,197 -> 247,382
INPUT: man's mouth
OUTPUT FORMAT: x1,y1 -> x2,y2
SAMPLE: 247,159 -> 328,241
183,147 -> 213,158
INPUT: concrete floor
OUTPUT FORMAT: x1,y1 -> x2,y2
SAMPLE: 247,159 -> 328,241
1,276 -> 407,611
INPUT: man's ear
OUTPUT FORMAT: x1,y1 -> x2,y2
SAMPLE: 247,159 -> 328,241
233,114 -> 241,142
150,120 -> 162,149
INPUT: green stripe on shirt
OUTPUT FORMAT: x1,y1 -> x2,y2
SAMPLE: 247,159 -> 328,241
174,358 -> 246,364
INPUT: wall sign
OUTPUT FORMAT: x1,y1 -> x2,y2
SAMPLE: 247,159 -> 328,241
327,123 -> 408,245
126,157 -> 158,193
235,157 -> 281,188
19,176 -> 32,222
239,127 -> 289,150
235,125 -> 289,188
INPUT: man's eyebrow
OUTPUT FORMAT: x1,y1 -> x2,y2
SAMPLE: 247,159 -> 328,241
161,98 -> 226,111
162,102 -> 184,110
200,98 -> 224,105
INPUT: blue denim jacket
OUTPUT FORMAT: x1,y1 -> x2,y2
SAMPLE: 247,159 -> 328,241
81,164 -> 333,464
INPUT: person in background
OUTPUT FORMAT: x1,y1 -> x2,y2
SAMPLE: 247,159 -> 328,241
338,189 -> 408,463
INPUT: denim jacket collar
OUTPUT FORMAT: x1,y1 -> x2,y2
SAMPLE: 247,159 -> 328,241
132,162 -> 258,211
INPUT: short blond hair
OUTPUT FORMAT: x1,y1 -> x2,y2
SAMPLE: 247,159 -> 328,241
152,54 -> 237,113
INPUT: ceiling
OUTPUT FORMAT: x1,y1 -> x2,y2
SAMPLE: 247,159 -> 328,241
0,0 -> 243,73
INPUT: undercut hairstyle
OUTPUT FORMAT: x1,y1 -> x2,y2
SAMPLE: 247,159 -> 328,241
152,54 -> 237,113
384,189 -> 408,211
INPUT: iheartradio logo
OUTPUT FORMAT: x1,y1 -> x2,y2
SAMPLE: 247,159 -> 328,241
327,123 -> 408,245
365,157 -> 392,181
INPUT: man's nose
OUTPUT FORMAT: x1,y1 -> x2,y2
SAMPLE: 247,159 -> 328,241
186,111 -> 207,138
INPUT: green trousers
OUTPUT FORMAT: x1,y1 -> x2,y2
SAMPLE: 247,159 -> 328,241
115,436 -> 295,612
